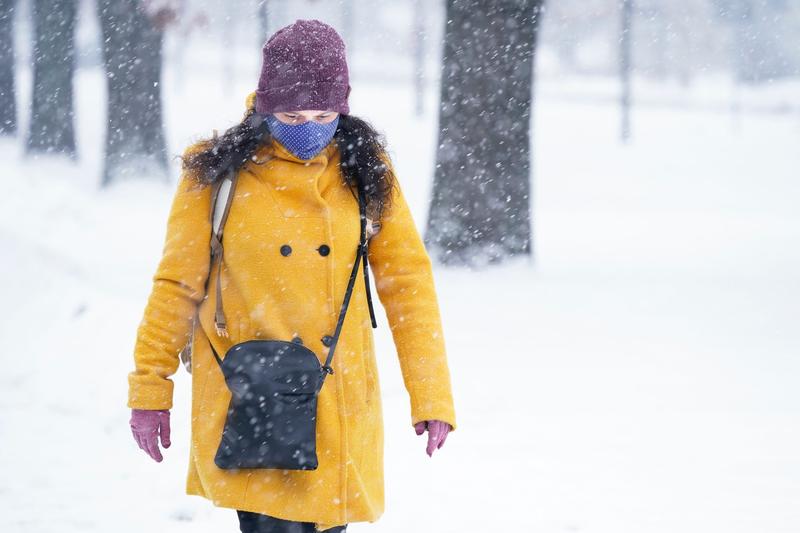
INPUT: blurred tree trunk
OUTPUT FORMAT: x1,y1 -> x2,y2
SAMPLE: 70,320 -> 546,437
412,0 -> 425,117
425,0 -> 542,267
222,0 -> 234,96
715,0 -> 795,83
0,0 -> 16,136
97,0 -> 168,186
620,0 -> 632,142
341,0 -> 354,56
26,0 -> 77,157
257,0 -> 270,44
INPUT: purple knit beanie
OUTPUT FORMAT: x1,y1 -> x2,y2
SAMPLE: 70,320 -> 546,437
255,19 -> 351,115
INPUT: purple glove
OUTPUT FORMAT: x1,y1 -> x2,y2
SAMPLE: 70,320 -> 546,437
414,419 -> 452,457
130,408 -> 171,462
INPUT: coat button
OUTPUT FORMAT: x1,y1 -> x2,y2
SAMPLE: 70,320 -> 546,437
317,244 -> 330,256
292,335 -> 303,345
321,335 -> 333,347
280,244 -> 292,256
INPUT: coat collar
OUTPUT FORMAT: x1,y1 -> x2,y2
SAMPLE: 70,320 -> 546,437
243,91 -> 342,215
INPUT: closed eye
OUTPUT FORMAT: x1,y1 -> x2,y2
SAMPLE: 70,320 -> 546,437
286,113 -> 331,119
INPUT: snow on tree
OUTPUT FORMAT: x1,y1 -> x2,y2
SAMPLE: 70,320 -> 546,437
97,0 -> 175,185
26,0 -> 77,157
425,0 -> 542,267
0,0 -> 16,136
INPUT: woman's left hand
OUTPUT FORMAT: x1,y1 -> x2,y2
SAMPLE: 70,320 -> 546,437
414,420 -> 452,457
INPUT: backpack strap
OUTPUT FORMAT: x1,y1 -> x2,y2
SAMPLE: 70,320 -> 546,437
208,166 -> 238,337
206,164 -> 378,340
212,170 -> 236,237
362,215 -> 378,329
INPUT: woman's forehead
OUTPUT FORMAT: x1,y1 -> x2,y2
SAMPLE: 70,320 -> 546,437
279,109 -> 335,114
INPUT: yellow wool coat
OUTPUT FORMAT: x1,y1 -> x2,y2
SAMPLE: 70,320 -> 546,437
127,91 -> 457,530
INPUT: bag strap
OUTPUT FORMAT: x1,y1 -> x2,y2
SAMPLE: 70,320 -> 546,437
318,185 -> 369,385
206,159 -> 378,342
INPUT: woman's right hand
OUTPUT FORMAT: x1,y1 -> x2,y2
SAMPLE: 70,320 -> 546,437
130,408 -> 171,462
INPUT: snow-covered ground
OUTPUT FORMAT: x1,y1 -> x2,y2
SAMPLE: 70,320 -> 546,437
1,59 -> 799,533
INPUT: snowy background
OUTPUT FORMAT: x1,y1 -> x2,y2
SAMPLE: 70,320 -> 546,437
1,0 -> 799,532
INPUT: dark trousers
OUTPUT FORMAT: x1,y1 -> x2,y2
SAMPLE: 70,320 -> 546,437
237,509 -> 348,533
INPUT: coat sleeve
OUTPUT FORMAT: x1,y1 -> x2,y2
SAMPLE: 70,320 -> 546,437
366,163 -> 457,432
127,167 -> 213,410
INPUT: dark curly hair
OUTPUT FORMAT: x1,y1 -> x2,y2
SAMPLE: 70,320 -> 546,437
178,104 -> 397,222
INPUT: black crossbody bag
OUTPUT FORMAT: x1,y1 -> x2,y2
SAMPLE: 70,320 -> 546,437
205,164 -> 378,470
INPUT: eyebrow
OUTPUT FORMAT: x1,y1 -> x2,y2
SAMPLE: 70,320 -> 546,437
285,111 -> 332,116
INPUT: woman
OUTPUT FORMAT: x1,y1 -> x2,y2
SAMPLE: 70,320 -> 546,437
127,19 -> 457,533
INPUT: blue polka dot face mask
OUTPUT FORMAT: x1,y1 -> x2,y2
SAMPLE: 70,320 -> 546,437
265,113 -> 340,161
